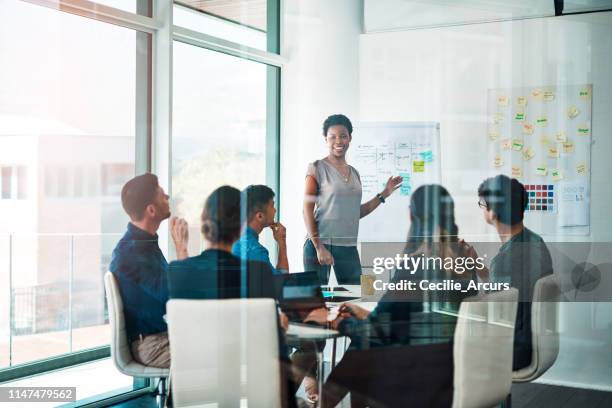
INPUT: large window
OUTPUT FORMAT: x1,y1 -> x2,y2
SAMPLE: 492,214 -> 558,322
172,41 -> 277,252
0,0 -> 146,379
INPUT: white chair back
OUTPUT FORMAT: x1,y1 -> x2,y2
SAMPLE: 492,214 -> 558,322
453,288 -> 518,408
104,271 -> 137,373
513,274 -> 560,382
167,298 -> 282,408
104,271 -> 169,378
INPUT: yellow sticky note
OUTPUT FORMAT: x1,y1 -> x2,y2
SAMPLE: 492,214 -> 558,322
548,146 -> 560,158
511,166 -> 522,178
563,141 -> 575,153
413,160 -> 425,173
567,106 -> 580,119
539,134 -> 550,146
523,147 -> 535,161
488,130 -> 500,140
523,123 -> 534,135
552,169 -> 563,181
577,123 -> 590,136
543,90 -> 555,101
501,138 -> 512,150
512,139 -> 524,151
492,113 -> 504,125
498,95 -> 509,107
536,117 -> 548,126
576,163 -> 587,175
514,112 -> 526,121
493,155 -> 504,167
532,89 -> 543,100
516,96 -> 528,107
536,165 -> 548,176
555,131 -> 567,143
579,87 -> 591,100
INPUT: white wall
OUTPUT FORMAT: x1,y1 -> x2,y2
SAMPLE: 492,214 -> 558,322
281,0 -> 362,271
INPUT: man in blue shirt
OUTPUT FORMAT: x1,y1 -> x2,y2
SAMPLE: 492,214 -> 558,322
232,185 -> 289,274
109,173 -> 188,368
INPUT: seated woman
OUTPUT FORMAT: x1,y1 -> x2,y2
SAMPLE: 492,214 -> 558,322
168,186 -> 296,407
312,185 -> 478,407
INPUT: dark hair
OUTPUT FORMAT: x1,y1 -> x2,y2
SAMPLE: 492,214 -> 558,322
322,114 -> 353,137
405,184 -> 458,254
478,175 -> 528,225
242,185 -> 275,222
121,173 -> 159,221
201,186 -> 242,244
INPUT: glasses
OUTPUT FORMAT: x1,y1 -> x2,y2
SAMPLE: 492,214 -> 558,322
478,199 -> 488,209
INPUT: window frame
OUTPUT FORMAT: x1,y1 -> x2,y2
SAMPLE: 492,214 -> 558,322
0,0 -> 282,404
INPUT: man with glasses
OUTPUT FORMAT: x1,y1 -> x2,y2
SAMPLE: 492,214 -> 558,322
473,175 -> 553,370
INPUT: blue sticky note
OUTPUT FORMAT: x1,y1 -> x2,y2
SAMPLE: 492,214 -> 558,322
400,173 -> 411,196
420,150 -> 434,162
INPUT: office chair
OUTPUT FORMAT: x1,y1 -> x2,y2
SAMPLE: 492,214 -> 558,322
104,272 -> 169,408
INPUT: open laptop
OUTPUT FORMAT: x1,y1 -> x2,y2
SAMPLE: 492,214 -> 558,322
274,272 -> 326,322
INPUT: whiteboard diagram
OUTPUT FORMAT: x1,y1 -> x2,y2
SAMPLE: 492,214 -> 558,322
350,122 -> 441,242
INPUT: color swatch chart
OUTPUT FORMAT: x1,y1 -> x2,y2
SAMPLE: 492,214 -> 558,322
525,184 -> 555,212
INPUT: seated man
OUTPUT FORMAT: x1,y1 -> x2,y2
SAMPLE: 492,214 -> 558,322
109,173 -> 189,369
232,184 -> 289,274
477,175 -> 553,370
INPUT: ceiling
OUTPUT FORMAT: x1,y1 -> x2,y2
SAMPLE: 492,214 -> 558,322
176,0 -> 267,32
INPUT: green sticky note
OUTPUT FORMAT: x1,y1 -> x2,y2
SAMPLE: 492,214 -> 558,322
515,112 -> 525,121
413,160 -> 425,173
536,117 -> 548,126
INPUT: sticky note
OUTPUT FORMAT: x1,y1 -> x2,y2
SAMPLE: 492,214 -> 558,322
531,89 -> 543,100
536,165 -> 548,176
536,117 -> 548,126
543,90 -> 555,101
493,113 -> 504,124
493,155 -> 504,167
515,112 -> 526,121
400,173 -> 411,196
522,123 -> 534,135
488,130 -> 499,141
548,146 -> 560,158
516,96 -> 528,107
523,147 -> 535,161
498,95 -> 509,107
419,150 -> 434,162
579,87 -> 591,100
577,123 -> 590,136
555,131 -> 567,143
567,106 -> 580,119
512,139 -> 524,151
501,139 -> 512,150
512,166 -> 522,178
539,134 -> 550,146
563,141 -> 574,153
413,160 -> 425,173
552,169 -> 563,181
576,163 -> 587,175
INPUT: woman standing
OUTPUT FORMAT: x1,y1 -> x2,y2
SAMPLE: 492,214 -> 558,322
303,114 -> 402,285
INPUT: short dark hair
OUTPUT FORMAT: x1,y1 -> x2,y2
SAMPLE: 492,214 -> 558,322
121,173 -> 159,221
478,175 -> 528,225
242,185 -> 275,222
201,185 -> 242,244
322,114 -> 353,137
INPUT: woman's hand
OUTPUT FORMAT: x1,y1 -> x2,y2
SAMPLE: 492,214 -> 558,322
170,217 -> 189,260
382,176 -> 403,198
338,303 -> 370,320
279,312 -> 289,332
316,245 -> 334,266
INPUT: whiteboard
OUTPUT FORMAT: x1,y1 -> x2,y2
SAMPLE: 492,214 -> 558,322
349,122 -> 441,242
486,84 -> 592,234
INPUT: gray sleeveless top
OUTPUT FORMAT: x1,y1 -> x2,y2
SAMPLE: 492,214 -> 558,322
306,159 -> 362,246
